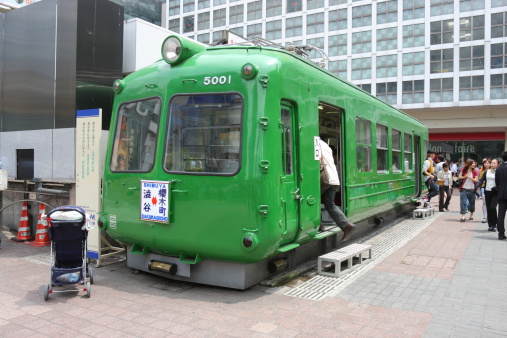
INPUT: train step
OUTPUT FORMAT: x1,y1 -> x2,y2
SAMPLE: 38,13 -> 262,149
413,207 -> 435,219
317,243 -> 372,277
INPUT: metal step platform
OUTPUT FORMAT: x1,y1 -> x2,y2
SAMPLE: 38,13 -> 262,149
317,243 -> 372,277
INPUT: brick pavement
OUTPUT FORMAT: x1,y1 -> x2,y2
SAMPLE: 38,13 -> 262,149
0,191 -> 506,337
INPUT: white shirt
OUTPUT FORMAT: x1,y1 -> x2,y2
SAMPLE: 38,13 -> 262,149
486,170 -> 496,191
434,162 -> 444,173
422,158 -> 434,182
319,139 -> 340,186
450,163 -> 458,173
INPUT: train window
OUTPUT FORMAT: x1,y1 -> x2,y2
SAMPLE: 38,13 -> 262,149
392,129 -> 402,173
280,108 -> 293,175
164,94 -> 242,175
355,118 -> 372,172
404,133 -> 412,171
110,98 -> 161,172
376,124 -> 388,173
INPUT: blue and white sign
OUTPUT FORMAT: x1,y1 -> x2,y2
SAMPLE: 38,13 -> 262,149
141,180 -> 169,223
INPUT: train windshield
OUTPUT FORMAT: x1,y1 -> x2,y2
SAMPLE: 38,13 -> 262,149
110,98 -> 161,172
164,93 -> 242,175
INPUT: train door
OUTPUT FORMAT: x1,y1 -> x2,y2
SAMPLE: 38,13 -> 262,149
279,103 -> 300,245
414,135 -> 421,196
318,103 -> 344,226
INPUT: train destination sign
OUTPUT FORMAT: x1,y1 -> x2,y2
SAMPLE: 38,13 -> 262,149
140,180 -> 169,223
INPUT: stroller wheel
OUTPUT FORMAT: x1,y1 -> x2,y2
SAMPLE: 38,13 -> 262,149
89,268 -> 94,285
44,285 -> 50,301
86,281 -> 91,298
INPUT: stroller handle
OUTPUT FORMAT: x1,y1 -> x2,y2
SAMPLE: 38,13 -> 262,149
47,205 -> 86,219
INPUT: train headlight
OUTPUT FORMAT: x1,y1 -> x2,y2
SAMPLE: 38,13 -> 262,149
98,216 -> 108,231
161,35 -> 206,65
241,63 -> 258,80
112,79 -> 125,93
242,232 -> 259,251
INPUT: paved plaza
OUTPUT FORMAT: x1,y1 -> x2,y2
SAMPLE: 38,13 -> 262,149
1,192 -> 506,337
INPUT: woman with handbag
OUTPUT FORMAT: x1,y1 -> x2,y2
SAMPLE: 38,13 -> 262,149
437,163 -> 452,212
458,159 -> 479,222
476,158 -> 499,231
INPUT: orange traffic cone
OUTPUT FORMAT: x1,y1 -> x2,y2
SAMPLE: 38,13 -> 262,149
12,202 -> 32,242
27,204 -> 49,247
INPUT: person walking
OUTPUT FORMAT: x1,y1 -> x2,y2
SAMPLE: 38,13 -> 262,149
477,158 -> 499,232
319,138 -> 356,241
422,150 -> 439,207
495,151 -> 507,240
437,163 -> 452,212
478,159 -> 491,222
458,159 -> 479,222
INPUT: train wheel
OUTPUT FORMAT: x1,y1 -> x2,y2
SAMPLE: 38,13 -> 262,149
44,285 -> 49,301
86,282 -> 91,298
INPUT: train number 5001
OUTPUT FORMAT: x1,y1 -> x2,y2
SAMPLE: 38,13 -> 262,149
203,75 -> 232,86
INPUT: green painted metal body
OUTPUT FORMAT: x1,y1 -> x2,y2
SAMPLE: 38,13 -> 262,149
102,45 -> 428,265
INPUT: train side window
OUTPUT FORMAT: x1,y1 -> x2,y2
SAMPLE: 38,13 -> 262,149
355,117 -> 372,172
164,93 -> 243,175
404,133 -> 412,171
110,98 -> 161,172
376,124 -> 388,173
392,129 -> 402,173
280,108 -> 293,175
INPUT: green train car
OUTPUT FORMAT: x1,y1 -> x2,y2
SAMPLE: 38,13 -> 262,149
98,35 -> 428,289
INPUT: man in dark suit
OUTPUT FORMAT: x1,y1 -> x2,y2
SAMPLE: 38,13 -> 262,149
495,151 -> 507,240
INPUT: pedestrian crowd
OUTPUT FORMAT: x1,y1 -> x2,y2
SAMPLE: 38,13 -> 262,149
422,150 -> 507,241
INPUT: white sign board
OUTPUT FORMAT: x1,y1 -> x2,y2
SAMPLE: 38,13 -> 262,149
140,180 -> 169,223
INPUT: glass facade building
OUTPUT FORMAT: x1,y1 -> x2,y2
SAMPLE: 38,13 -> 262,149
164,0 -> 507,161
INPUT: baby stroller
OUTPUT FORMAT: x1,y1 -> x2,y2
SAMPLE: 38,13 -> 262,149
43,206 -> 94,301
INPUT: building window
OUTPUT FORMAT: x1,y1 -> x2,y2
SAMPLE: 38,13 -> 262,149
247,23 -> 262,40
330,0 -> 348,5
459,75 -> 484,101
356,118 -> 372,173
266,20 -> 282,40
430,0 -> 453,16
491,74 -> 507,99
169,18 -> 180,32
266,0 -> 282,17
352,5 -> 372,28
198,0 -> 210,10
213,0 -> 226,5
430,49 -> 454,74
213,8 -> 226,28
460,15 -> 485,41
329,9 -> 347,31
402,52 -> 425,76
308,0 -> 325,10
230,26 -> 243,38
460,46 -> 484,71
492,12 -> 507,39
377,54 -> 397,78
198,12 -> 210,31
352,31 -> 372,54
328,34 -> 347,57
376,124 -> 388,173
287,0 -> 302,13
228,5 -> 243,25
376,82 -> 397,105
286,16 -> 303,38
183,16 -> 194,33
491,43 -> 507,69
403,0 -> 424,20
183,0 -> 194,13
377,27 -> 398,51
307,13 -> 325,35
247,1 -> 262,21
197,33 -> 209,44
357,84 -> 372,93
307,37 -> 325,59
351,57 -> 372,80
460,0 -> 485,12
392,129 -> 402,172
329,59 -> 348,79
430,20 -> 454,45
403,24 -> 424,48
430,78 -> 453,102
212,31 -> 222,44
404,133 -> 412,171
492,0 -> 507,8
169,0 -> 180,16
377,0 -> 398,25
402,80 -> 424,104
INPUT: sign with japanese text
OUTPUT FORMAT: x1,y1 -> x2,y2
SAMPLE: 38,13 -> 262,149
75,109 -> 102,260
141,180 -> 169,223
